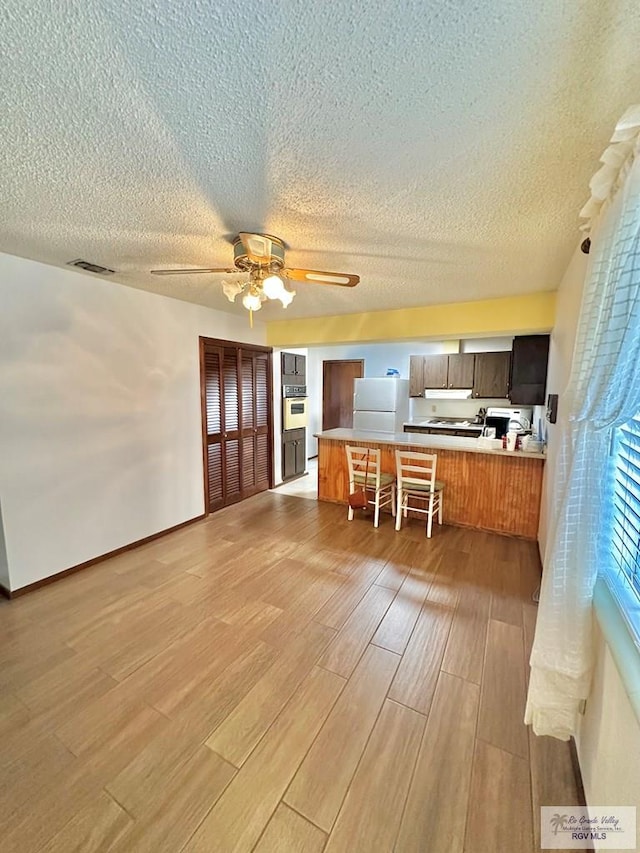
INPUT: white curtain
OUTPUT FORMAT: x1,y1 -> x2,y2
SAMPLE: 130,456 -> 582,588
526,106 -> 640,740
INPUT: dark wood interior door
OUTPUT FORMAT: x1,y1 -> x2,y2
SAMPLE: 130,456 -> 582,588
201,338 -> 273,514
322,360 -> 364,430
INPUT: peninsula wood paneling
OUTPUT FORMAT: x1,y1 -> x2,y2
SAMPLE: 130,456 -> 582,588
317,438 -> 544,539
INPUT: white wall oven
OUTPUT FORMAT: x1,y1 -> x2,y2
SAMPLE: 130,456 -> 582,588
283,396 -> 308,430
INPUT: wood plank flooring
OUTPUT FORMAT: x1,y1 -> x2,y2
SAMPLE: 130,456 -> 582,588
0,493 -> 583,852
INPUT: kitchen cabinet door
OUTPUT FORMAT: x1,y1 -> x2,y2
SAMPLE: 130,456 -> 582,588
447,353 -> 475,388
282,428 -> 306,480
422,355 -> 448,389
409,355 -> 425,397
295,433 -> 306,475
473,351 -> 511,399
510,335 -> 550,405
281,352 -> 306,384
294,355 -> 306,382
281,352 -> 296,376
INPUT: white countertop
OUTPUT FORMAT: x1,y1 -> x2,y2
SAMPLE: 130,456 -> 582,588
315,428 -> 546,460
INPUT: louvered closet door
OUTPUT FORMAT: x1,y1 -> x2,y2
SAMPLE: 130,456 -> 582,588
240,351 -> 271,497
222,347 -> 242,505
204,345 -> 225,512
202,339 -> 272,513
254,352 -> 270,491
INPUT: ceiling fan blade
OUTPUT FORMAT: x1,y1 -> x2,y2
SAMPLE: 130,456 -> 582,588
285,268 -> 360,287
150,267 -> 238,276
237,232 -> 274,263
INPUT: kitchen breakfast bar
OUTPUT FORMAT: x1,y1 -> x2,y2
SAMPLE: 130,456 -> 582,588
316,428 -> 546,540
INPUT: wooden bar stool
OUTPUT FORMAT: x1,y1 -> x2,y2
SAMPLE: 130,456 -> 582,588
394,449 -> 444,537
345,445 -> 396,528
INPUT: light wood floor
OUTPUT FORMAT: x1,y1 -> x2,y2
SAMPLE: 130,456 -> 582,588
0,493 -> 583,852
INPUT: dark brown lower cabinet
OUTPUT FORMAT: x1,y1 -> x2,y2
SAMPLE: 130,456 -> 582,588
282,428 -> 306,481
201,338 -> 273,513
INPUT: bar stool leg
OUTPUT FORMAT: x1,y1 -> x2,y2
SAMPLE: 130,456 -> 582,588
426,493 -> 434,538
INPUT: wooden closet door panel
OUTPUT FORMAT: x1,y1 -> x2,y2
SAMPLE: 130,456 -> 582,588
223,348 -> 240,434
240,351 -> 257,492
242,436 -> 256,491
204,347 -> 223,437
225,438 -> 241,502
255,354 -> 269,429
207,444 -> 224,510
255,433 -> 270,490
203,346 -> 224,512
241,353 -> 256,431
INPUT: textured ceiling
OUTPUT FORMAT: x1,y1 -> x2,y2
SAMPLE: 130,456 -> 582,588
1,1 -> 639,321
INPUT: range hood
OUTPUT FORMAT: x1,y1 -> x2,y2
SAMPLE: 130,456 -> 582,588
424,388 -> 473,400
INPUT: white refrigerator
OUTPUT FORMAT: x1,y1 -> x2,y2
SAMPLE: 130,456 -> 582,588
352,378 -> 410,433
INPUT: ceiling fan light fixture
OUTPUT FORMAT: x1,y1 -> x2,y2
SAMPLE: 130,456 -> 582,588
222,280 -> 244,303
278,287 -> 296,308
242,291 -> 263,312
262,273 -> 285,299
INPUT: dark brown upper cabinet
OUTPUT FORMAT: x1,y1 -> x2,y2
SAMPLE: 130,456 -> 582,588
281,352 -> 306,384
409,353 -> 475,396
447,353 -> 475,388
510,335 -> 550,405
409,355 -> 425,397
422,355 -> 449,389
473,351 -> 511,399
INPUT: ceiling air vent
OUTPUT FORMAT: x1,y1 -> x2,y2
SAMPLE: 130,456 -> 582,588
66,259 -> 115,275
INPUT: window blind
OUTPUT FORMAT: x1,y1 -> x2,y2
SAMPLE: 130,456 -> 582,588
611,413 -> 640,606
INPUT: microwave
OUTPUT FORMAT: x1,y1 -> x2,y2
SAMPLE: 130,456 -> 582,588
283,397 -> 308,430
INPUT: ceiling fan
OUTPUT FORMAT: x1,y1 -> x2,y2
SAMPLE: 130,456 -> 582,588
151,232 -> 359,319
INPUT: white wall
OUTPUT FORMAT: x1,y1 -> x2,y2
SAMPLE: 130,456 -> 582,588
0,252 -> 265,591
536,244 -> 640,819
0,503 -> 9,590
578,620 -> 640,821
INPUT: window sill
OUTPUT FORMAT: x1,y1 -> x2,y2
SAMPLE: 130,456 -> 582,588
593,577 -> 640,726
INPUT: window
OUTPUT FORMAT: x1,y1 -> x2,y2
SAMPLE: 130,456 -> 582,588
606,411 -> 640,642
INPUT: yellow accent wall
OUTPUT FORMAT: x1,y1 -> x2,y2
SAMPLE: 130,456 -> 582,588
266,291 -> 556,347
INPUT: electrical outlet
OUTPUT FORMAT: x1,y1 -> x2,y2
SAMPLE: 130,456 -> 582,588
431,404 -> 437,413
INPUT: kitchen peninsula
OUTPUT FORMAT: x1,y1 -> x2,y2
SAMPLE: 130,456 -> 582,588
316,428 -> 545,539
